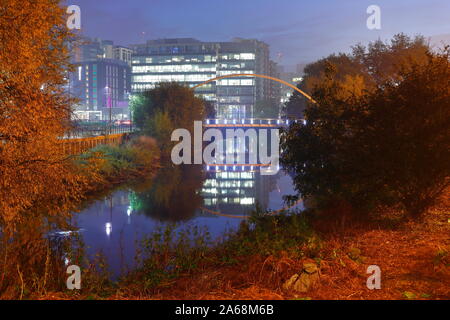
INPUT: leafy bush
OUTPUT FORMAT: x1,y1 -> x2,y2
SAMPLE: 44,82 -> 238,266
281,40 -> 450,218
125,211 -> 316,290
130,82 -> 209,156
130,224 -> 211,288
223,211 -> 315,257
80,136 -> 160,180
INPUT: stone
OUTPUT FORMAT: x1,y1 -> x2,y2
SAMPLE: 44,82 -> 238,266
283,263 -> 320,294
303,262 -> 318,274
293,273 -> 311,293
348,247 -> 362,261
282,274 -> 299,291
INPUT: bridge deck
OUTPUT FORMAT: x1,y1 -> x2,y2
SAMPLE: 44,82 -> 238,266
204,124 -> 283,128
204,118 -> 303,128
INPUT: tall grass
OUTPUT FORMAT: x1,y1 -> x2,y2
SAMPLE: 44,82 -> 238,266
0,136 -> 161,299
121,210 -> 317,294
77,136 -> 160,183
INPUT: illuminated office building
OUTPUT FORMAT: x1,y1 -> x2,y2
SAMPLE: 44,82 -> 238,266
70,38 -> 132,121
70,59 -> 131,121
130,38 -> 280,119
114,46 -> 133,66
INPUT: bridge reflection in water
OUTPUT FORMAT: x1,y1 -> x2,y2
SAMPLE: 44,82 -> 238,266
73,163 -> 301,277
69,117 -> 306,275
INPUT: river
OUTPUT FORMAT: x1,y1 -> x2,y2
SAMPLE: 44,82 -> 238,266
71,165 -> 302,277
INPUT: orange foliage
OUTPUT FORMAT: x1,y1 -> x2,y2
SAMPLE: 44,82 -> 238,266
0,0 -> 87,229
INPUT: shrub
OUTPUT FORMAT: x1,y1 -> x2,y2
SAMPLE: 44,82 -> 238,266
80,136 -> 160,180
281,43 -> 450,218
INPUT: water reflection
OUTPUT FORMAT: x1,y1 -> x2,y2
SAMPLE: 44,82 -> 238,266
202,170 -> 278,216
130,165 -> 205,221
0,158 -> 300,293
71,165 -> 299,276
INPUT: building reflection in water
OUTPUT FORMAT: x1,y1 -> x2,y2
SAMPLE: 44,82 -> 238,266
201,169 -> 279,216
89,165 -> 284,238
71,165 -> 294,277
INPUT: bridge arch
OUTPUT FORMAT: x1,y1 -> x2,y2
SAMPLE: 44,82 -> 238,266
192,73 -> 316,104
192,73 -> 311,218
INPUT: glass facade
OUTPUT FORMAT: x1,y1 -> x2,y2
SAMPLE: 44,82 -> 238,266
70,59 -> 131,121
130,38 -> 276,119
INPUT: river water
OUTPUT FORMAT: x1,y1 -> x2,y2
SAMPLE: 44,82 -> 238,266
72,165 -> 301,277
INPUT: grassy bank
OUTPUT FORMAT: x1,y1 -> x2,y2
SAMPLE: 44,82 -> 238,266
42,190 -> 449,301
115,195 -> 449,300
76,135 -> 161,194
0,135 -> 161,299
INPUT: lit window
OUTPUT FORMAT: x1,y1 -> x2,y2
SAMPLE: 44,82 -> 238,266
240,53 -> 255,60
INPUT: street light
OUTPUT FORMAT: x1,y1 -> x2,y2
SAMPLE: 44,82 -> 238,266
105,86 -> 112,134
126,91 -> 132,132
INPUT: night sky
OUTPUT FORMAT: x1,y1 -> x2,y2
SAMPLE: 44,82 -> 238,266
67,0 -> 450,68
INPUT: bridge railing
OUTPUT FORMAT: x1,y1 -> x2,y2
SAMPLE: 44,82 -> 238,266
62,118 -> 305,139
204,118 -> 305,126
60,133 -> 127,155
62,125 -> 133,140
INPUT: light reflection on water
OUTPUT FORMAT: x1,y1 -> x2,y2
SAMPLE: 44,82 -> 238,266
73,166 -> 301,277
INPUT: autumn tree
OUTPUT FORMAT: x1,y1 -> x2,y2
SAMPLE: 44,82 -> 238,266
131,82 -> 209,156
0,0 -> 87,229
281,36 -> 450,218
284,34 -> 429,119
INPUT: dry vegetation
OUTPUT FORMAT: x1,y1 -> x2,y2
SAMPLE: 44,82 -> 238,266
36,191 -> 449,301
146,194 -> 449,300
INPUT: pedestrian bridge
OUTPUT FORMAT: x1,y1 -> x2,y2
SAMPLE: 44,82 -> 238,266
60,118 -> 305,155
204,118 -> 305,128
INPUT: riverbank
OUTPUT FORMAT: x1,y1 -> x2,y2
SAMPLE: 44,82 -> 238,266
38,191 -> 449,300
149,203 -> 449,300
119,198 -> 450,300
77,135 -> 161,196
0,136 -> 162,300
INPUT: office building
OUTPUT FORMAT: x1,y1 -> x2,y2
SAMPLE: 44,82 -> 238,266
70,59 -> 131,121
279,71 -> 303,105
268,60 -> 282,114
72,38 -> 115,63
130,38 -> 280,119
114,46 -> 133,66
70,38 -> 132,121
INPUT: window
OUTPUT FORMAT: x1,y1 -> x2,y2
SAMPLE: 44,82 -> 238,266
133,73 -> 215,83
240,53 -> 255,60
217,79 -> 254,86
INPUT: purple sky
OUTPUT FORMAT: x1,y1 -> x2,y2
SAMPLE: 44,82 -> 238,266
67,0 -> 450,68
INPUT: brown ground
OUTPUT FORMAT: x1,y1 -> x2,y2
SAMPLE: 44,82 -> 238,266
128,202 -> 449,300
